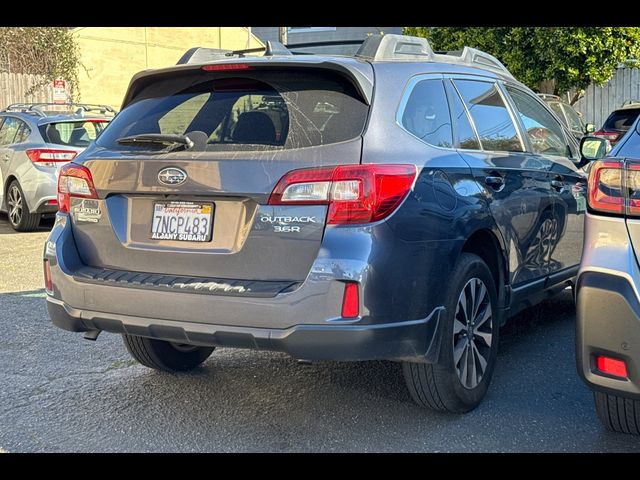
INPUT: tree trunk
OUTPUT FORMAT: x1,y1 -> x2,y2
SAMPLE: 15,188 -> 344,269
538,79 -> 556,94
569,90 -> 584,106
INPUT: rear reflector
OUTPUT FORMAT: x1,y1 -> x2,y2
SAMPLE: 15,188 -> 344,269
43,259 -> 53,293
269,164 -> 417,224
596,355 -> 628,379
201,63 -> 253,72
341,282 -> 360,319
47,200 -> 58,206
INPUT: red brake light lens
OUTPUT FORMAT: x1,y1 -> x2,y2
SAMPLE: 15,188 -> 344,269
268,164 -> 417,224
57,163 -> 98,213
201,63 -> 253,72
595,355 -> 628,379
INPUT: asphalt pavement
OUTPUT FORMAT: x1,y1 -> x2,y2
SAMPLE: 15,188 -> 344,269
0,213 -> 639,452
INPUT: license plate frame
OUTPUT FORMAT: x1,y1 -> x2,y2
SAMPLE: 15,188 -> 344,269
150,201 -> 214,242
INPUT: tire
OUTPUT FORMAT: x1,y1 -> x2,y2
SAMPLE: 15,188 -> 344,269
6,180 -> 41,232
594,391 -> 640,435
122,334 -> 214,372
402,253 -> 500,413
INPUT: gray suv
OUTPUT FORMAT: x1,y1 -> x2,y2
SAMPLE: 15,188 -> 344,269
45,35 -> 597,412
0,103 -> 113,231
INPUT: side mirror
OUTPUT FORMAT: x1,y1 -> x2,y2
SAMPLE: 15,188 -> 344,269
585,123 -> 596,134
580,136 -> 610,162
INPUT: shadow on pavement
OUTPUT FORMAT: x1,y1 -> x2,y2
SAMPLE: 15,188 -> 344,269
0,212 -> 54,234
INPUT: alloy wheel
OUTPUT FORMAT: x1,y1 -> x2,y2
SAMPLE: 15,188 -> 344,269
452,277 -> 493,389
7,185 -> 22,227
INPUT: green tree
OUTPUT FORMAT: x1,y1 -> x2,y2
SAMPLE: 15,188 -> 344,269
404,27 -> 640,104
0,27 -> 81,99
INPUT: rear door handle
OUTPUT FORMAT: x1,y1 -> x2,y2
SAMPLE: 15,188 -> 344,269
485,176 -> 505,190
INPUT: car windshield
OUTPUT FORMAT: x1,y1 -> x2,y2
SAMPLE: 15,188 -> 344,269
561,104 -> 583,132
603,109 -> 640,131
40,120 -> 109,147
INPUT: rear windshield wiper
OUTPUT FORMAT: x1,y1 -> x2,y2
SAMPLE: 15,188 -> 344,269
116,134 -> 194,150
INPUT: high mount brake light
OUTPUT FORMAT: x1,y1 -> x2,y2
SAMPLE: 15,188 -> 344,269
201,64 -> 253,72
268,164 -> 417,225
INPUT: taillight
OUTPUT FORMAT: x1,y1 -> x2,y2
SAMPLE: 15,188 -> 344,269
26,149 -> 77,167
268,164 -> 417,224
588,161 -> 623,214
57,163 -> 98,213
593,130 -> 620,142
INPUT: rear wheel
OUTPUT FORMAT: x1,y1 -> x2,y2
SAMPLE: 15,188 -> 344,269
402,253 -> 500,413
123,334 -> 214,372
7,180 -> 41,232
594,391 -> 640,435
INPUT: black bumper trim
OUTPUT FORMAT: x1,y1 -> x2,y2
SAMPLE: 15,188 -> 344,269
72,266 -> 299,298
47,299 -> 443,362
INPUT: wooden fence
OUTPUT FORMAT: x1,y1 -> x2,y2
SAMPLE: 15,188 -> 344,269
573,67 -> 640,129
0,72 -> 54,109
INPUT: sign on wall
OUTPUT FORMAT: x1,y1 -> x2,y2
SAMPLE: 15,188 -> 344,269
53,79 -> 67,104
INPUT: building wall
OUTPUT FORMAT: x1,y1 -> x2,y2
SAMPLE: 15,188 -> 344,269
72,27 -> 263,109
251,27 -> 402,54
572,67 -> 640,128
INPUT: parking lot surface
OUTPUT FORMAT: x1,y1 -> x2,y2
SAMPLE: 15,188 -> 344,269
0,213 -> 639,452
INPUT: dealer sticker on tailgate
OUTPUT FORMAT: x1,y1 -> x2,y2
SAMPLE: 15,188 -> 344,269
150,202 -> 214,242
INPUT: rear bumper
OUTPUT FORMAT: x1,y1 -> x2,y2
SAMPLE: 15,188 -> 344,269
576,213 -> 640,399
576,272 -> 640,399
47,297 -> 442,361
44,213 -> 447,362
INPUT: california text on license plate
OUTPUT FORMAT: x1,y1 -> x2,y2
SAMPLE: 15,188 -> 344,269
150,202 -> 214,242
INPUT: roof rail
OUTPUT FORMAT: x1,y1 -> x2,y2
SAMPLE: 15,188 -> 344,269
355,34 -> 434,61
622,100 -> 640,107
354,34 -> 514,78
4,102 -> 116,116
435,46 -> 513,78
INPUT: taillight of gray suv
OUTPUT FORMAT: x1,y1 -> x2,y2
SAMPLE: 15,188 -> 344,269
576,117 -> 640,434
45,35 -> 596,413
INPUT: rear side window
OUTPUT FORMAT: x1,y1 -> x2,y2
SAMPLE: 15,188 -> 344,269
97,70 -> 369,151
506,86 -> 568,157
604,109 -> 640,131
400,79 -> 452,148
0,117 -> 24,146
453,80 -> 523,153
41,121 -> 109,147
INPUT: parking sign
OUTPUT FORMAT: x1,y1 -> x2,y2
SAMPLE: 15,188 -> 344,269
53,79 -> 67,104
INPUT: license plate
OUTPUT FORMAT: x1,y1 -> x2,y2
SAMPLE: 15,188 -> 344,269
150,202 -> 214,242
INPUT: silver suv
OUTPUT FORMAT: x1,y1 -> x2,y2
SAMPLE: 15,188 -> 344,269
576,116 -> 640,434
0,103 -> 113,231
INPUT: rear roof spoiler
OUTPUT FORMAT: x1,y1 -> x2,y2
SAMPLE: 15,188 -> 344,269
121,58 -> 374,109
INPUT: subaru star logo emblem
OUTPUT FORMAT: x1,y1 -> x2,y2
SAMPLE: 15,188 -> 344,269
158,167 -> 187,186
